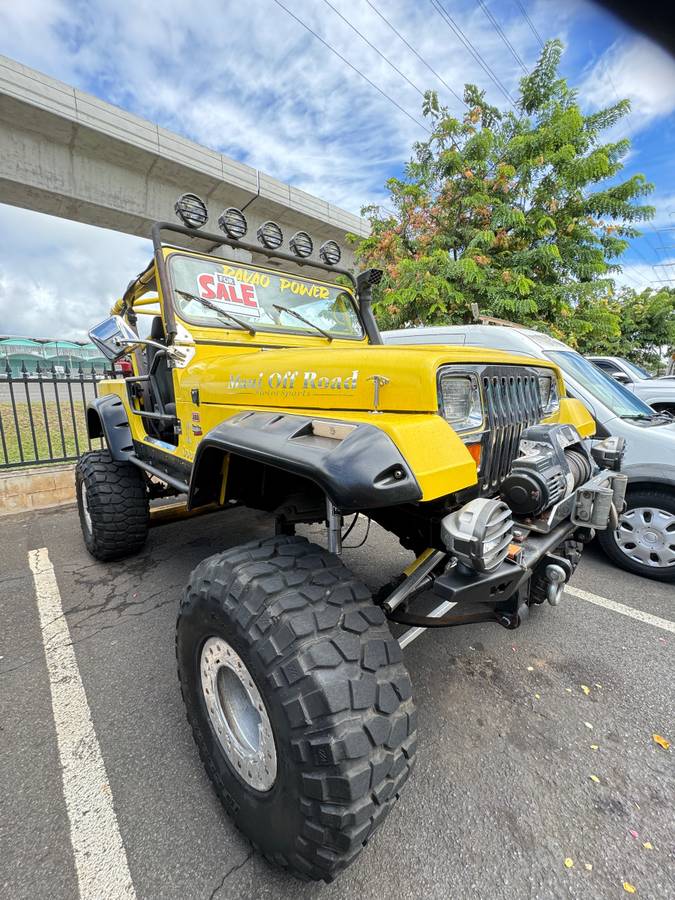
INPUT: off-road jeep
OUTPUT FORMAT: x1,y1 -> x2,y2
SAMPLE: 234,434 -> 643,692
78,194 -> 627,882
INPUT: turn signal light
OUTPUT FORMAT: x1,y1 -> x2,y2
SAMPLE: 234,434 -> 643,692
466,441 -> 482,468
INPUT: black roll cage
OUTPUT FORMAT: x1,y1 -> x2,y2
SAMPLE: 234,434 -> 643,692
136,221 -> 380,345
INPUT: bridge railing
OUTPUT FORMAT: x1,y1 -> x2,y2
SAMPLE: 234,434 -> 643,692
0,361 -> 105,469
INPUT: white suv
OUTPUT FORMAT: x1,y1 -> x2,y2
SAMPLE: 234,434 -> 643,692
384,325 -> 675,584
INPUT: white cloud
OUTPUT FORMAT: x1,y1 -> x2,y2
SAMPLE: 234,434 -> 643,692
0,204 -> 149,339
579,35 -> 675,136
613,257 -> 675,292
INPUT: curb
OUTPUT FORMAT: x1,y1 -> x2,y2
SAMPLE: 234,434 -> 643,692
0,464 -> 76,516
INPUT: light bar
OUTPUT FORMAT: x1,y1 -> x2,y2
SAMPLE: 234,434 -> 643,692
319,240 -> 341,265
174,193 -> 208,229
289,231 -> 313,258
218,207 -> 248,240
257,221 -> 283,250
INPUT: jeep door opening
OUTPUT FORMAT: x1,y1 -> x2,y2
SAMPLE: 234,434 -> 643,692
77,194 -> 626,882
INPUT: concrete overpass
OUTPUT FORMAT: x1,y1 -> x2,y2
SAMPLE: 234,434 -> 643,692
0,55 -> 369,267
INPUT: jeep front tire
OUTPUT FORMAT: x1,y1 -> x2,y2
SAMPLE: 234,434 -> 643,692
176,535 -> 417,882
75,450 -> 150,561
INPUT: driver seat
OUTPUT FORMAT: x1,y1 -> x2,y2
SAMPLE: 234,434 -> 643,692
146,316 -> 176,425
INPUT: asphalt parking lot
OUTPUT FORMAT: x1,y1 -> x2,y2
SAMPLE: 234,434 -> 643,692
1,503 -> 673,900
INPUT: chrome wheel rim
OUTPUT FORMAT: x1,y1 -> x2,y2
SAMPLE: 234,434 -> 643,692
81,482 -> 92,534
200,636 -> 277,791
615,506 -> 675,568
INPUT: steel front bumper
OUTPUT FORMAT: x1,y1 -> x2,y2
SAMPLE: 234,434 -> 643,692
385,467 -> 627,634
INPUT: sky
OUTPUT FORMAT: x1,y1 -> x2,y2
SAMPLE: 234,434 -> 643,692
1,0 -> 674,339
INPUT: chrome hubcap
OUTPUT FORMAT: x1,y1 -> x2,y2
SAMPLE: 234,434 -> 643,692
200,636 -> 277,791
81,482 -> 92,534
615,506 -> 675,568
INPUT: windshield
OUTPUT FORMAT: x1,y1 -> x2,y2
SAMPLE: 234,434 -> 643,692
169,254 -> 363,339
621,358 -> 652,380
546,350 -> 656,418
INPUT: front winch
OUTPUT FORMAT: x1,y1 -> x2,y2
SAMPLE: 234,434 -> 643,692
500,424 -> 593,517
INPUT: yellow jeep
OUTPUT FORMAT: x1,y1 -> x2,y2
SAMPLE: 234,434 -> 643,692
78,194 -> 626,882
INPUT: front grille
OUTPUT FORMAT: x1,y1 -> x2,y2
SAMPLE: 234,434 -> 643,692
482,369 -> 542,490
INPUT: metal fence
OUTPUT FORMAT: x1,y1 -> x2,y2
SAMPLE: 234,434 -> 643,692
0,361 -> 104,469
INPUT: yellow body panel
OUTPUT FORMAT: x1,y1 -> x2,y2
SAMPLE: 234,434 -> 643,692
101,254 -> 596,504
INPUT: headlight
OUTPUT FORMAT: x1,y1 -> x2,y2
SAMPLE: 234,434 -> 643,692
535,368 -> 560,415
439,373 -> 483,432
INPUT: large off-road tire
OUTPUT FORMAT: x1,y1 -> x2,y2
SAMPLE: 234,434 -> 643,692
597,488 -> 675,583
75,450 -> 149,561
176,535 -> 417,882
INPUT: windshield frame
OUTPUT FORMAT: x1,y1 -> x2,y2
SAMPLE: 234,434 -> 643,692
546,350 -> 656,419
166,250 -> 366,342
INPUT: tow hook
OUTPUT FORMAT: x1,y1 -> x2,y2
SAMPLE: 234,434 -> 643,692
545,563 -> 567,606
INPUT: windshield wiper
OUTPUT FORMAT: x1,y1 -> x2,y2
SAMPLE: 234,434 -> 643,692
176,289 -> 256,335
273,304 -> 333,342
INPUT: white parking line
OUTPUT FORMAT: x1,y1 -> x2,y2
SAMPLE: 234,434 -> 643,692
565,584 -> 675,634
28,548 -> 136,900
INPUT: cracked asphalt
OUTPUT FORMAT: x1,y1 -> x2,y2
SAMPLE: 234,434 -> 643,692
0,503 -> 673,900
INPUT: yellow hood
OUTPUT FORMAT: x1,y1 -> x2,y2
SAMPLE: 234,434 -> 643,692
185,344 -> 560,413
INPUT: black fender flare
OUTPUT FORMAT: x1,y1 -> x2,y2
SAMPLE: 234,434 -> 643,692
188,411 -> 422,512
86,395 -> 134,461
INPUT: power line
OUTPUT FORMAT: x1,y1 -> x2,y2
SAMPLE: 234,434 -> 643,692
514,0 -> 544,48
319,0 -> 427,99
363,0 -> 467,108
477,0 -> 528,73
428,0 -> 516,106
629,241 -> 664,282
270,0 -> 430,133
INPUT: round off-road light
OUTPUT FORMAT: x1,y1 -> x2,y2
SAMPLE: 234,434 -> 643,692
319,240 -> 341,265
218,207 -> 248,240
289,231 -> 313,258
256,221 -> 283,250
174,193 -> 208,229
441,497 -> 513,573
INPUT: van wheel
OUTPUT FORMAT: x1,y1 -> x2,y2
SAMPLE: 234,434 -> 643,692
597,488 -> 675,582
75,450 -> 149,560
176,535 -> 416,882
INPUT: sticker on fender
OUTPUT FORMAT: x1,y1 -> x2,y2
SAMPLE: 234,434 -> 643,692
197,273 -> 261,318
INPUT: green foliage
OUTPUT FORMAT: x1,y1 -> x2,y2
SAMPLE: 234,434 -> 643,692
350,39 -> 659,350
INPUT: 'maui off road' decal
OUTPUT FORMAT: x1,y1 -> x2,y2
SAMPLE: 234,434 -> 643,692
198,273 -> 261,318
226,370 -> 360,391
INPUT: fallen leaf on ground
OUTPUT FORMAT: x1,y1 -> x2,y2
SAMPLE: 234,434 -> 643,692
581,684 -> 591,695
595,683 -> 602,688
652,734 -> 670,751
642,842 -> 653,850
565,687 -> 572,693
629,830 -> 638,839
564,858 -> 574,868
589,774 -> 600,783
623,882 -> 636,894
584,863 -> 593,871
527,665 -> 534,671
584,722 -> 593,730
534,693 -> 541,700
590,744 -> 599,751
